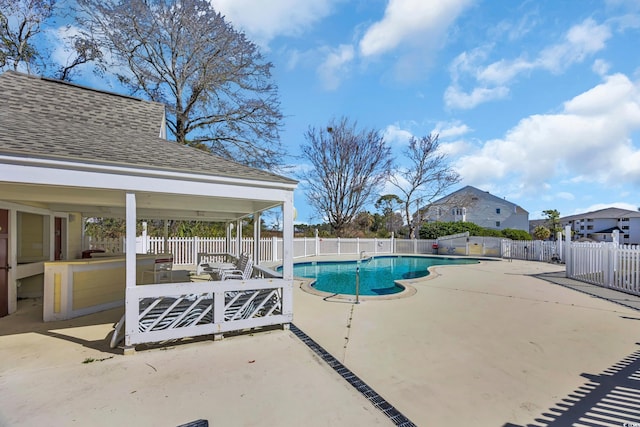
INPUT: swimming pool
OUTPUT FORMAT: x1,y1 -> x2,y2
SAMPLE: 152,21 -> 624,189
292,255 -> 479,296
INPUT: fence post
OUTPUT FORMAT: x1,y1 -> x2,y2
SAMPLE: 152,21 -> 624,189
315,229 -> 319,257
565,225 -> 572,277
391,233 -> 395,254
337,237 -> 341,255
272,236 -> 278,262
414,239 -> 417,254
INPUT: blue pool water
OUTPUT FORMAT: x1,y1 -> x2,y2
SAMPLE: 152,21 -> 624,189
292,256 -> 479,296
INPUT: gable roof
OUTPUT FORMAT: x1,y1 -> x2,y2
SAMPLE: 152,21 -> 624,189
431,185 -> 529,214
560,207 -> 640,222
0,71 -> 295,185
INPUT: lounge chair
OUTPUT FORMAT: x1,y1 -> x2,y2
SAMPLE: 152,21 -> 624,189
220,257 -> 253,280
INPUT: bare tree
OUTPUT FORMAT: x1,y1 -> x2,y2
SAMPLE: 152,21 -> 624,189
54,34 -> 103,81
389,134 -> 460,239
76,0 -> 285,170
300,117 -> 392,237
0,0 -> 56,73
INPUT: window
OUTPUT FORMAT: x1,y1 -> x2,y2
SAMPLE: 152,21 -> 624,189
622,225 -> 629,230
496,221 -> 500,227
453,207 -> 465,216
587,219 -> 594,222
587,225 -> 593,230
496,208 -> 501,214
624,234 -> 630,239
621,218 -> 630,222
580,226 -> 584,230
17,212 -> 51,263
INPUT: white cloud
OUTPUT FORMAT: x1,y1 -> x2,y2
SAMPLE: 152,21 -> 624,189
433,121 -> 471,139
537,19 -> 611,73
210,0 -> 338,47
445,18 -> 613,110
439,140 -> 472,157
383,124 -> 414,145
444,85 -> 509,110
557,192 -> 576,201
359,0 -> 474,57
317,44 -> 355,90
592,59 -> 611,76
454,73 -> 640,189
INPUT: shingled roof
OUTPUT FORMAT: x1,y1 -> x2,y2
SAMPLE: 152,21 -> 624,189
0,71 -> 295,185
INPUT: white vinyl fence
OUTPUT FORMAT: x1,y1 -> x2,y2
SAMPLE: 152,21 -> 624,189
567,241 -> 640,296
502,239 -> 562,262
85,235 -> 436,264
85,234 -> 560,264
564,227 -> 640,297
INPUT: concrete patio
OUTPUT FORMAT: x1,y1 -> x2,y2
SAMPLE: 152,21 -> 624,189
1,258 -> 639,426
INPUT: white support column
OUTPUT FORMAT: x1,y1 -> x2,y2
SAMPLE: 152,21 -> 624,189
272,236 -> 278,262
282,197 -> 294,326
163,220 -> 169,253
253,212 -> 261,264
236,219 -> 243,256
315,229 -> 319,256
225,222 -> 233,255
124,193 -> 137,353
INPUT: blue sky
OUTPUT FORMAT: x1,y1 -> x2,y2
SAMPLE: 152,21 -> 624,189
41,0 -> 640,224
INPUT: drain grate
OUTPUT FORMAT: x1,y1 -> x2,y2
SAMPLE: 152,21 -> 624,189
290,324 -> 417,427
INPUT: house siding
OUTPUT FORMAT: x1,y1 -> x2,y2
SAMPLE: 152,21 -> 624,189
418,186 -> 529,232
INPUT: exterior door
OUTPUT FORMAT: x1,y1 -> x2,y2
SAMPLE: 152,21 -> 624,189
55,217 -> 62,260
0,209 -> 9,317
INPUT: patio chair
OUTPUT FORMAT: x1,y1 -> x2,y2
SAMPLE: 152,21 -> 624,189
220,257 -> 253,280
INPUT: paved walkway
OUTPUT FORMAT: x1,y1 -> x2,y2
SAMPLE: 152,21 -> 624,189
1,258 -> 639,426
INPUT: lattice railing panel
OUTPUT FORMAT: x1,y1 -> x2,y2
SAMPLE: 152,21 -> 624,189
138,294 -> 214,332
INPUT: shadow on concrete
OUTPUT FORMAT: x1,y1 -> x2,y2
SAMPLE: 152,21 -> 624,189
503,343 -> 640,427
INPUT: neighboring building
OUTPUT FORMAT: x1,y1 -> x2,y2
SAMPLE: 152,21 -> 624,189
560,208 -> 640,245
416,185 -> 529,231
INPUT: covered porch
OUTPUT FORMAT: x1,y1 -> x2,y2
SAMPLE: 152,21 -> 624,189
0,170 -> 295,351
0,71 -> 297,352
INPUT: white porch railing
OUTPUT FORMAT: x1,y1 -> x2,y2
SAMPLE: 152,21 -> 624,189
123,277 -> 293,346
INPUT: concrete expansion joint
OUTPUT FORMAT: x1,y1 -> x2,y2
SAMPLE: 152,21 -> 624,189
342,303 -> 356,363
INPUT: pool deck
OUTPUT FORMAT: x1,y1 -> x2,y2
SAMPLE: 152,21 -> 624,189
2,257 -> 640,426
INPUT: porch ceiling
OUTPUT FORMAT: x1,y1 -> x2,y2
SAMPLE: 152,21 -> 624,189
0,182 -> 280,221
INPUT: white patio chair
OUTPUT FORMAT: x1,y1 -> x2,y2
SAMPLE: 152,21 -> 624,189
220,257 -> 253,280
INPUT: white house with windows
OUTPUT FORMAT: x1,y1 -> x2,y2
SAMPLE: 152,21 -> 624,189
560,208 -> 640,245
416,185 -> 529,231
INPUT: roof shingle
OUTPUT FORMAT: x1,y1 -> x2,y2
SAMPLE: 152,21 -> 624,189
0,71 -> 296,185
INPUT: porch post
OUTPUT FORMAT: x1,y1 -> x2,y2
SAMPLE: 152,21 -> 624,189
253,212 -> 261,264
282,195 -> 294,327
225,222 -> 233,255
236,219 -> 243,256
124,192 -> 137,353
163,220 -> 169,253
